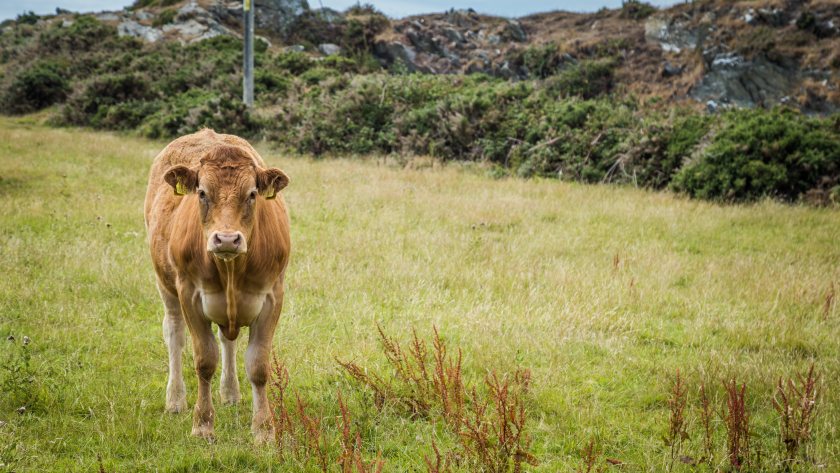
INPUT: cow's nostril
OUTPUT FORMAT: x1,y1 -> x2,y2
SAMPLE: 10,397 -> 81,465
213,234 -> 223,246
232,234 -> 242,246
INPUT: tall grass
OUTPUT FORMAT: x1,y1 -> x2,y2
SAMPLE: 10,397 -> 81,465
0,118 -> 839,471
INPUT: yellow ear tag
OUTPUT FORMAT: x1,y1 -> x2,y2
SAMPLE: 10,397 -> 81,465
264,186 -> 276,200
175,179 -> 188,196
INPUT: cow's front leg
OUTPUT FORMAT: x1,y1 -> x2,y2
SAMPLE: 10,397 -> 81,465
179,283 -> 219,441
219,335 -> 241,405
190,318 -> 218,440
245,290 -> 282,444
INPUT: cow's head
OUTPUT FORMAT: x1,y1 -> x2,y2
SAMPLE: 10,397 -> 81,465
163,145 -> 289,261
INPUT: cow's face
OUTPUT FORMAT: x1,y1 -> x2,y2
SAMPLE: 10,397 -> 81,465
163,145 -> 289,261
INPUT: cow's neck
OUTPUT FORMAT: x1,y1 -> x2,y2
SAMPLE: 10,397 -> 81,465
214,255 -> 246,340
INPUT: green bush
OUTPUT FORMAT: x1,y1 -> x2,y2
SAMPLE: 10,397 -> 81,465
61,73 -> 156,127
15,11 -> 39,25
620,0 -> 656,20
672,108 -> 840,202
518,43 -> 562,79
544,58 -> 617,99
153,8 -> 177,27
342,6 -> 389,54
140,89 -> 260,139
38,16 -> 116,54
255,70 -> 291,97
276,50 -> 315,75
1,60 -> 70,113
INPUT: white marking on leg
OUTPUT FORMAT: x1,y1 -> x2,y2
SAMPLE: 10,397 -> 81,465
220,333 -> 241,405
160,288 -> 187,413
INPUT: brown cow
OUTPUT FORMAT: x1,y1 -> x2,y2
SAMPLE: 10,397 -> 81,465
144,129 -> 290,442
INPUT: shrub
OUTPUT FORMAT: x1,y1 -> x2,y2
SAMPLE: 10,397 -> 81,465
61,73 -> 156,127
1,60 -> 70,114
620,0 -> 656,20
38,16 -> 116,54
544,58 -> 617,99
140,89 -> 260,139
255,70 -> 291,96
300,66 -> 341,85
619,111 -> 711,189
15,11 -> 40,25
152,8 -> 176,27
516,43 -> 563,79
671,108 -> 840,202
342,6 -> 390,54
276,50 -> 315,75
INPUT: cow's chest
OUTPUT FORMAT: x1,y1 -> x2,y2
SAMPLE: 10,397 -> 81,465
198,289 -> 268,327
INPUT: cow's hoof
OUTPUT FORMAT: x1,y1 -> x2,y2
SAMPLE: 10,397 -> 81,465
165,398 -> 188,414
220,389 -> 241,406
191,424 -> 216,442
253,426 -> 274,446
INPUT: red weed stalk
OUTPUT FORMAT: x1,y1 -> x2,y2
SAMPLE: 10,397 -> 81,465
772,364 -> 820,468
698,382 -> 714,466
576,437 -> 604,473
665,369 -> 688,469
723,379 -> 750,471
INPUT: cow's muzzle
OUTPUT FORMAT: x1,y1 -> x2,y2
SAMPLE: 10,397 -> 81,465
208,231 -> 246,259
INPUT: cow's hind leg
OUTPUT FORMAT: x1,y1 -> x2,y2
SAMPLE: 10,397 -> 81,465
159,285 -> 187,414
219,334 -> 241,405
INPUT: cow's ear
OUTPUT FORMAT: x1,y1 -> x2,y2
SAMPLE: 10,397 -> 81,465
163,165 -> 198,196
257,167 -> 289,200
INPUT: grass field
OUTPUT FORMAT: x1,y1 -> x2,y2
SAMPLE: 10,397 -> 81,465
1,117 -> 839,472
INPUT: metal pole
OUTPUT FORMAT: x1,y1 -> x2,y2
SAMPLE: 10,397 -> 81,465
243,0 -> 254,107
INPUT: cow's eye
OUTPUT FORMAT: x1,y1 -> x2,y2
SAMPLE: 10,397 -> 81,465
198,190 -> 207,200
249,191 -> 257,201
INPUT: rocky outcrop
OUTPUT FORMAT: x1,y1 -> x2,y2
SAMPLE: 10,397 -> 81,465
115,3 -> 235,44
210,0 -> 308,38
644,13 -> 708,53
117,20 -> 163,42
690,54 -> 800,108
373,9 -> 528,75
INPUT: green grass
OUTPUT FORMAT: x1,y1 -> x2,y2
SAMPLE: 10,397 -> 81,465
1,117 -> 839,472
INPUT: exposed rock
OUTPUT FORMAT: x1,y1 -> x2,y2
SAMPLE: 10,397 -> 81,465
175,3 -> 209,22
373,41 -> 439,73
284,44 -> 306,52
95,12 -> 121,22
644,13 -> 703,53
442,8 -> 480,28
501,20 -> 527,42
117,20 -> 163,42
442,27 -> 464,44
162,17 -> 232,43
690,54 -> 799,108
311,7 -> 342,24
134,10 -> 153,21
318,43 -> 341,56
255,0 -> 310,38
662,62 -> 684,77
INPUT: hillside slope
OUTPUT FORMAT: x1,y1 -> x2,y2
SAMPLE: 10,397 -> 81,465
4,0 -> 837,113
